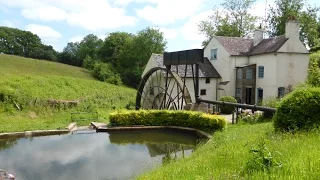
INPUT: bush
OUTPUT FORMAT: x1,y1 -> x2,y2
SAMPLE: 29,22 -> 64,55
109,110 -> 227,132
92,62 -> 122,85
274,87 -> 320,131
219,96 -> 237,114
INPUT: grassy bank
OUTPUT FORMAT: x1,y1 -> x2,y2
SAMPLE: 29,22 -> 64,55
0,54 -> 136,133
138,122 -> 320,179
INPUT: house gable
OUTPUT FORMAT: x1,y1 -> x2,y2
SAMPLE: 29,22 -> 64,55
277,38 -> 309,54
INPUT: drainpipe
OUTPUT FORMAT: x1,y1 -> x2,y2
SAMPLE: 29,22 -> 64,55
215,78 -> 219,101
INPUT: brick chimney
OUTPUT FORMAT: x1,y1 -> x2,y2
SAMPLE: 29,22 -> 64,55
285,16 -> 300,39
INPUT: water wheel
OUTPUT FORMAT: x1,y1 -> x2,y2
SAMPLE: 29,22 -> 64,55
136,67 -> 192,110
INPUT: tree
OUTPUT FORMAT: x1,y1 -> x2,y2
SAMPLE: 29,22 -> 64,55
78,34 -> 103,62
58,42 -> 81,66
98,32 -> 134,68
198,0 -> 259,46
268,0 -> 320,48
118,27 -> 167,88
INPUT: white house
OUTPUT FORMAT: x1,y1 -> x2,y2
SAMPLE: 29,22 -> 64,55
204,18 -> 309,104
143,18 -> 309,105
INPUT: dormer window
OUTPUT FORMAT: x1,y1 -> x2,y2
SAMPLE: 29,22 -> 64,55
210,49 -> 217,60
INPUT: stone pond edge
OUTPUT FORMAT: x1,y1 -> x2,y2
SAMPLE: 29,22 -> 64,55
0,122 -> 212,140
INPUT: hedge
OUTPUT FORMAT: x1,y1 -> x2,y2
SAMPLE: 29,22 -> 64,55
274,87 -> 320,131
219,96 -> 237,114
109,110 -> 227,132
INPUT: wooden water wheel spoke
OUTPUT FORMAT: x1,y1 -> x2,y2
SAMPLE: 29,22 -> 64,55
136,67 -> 191,110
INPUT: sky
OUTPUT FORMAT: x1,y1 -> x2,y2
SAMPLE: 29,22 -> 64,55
0,0 -> 319,52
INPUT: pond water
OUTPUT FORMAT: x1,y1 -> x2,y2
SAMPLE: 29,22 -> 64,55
0,129 -> 205,180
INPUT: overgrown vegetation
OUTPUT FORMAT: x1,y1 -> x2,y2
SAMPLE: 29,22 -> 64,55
307,51 -> 320,86
137,123 -> 320,179
0,55 -> 136,133
219,96 -> 237,114
109,110 -> 227,132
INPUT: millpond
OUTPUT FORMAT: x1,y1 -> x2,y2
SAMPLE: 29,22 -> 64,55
0,129 -> 206,180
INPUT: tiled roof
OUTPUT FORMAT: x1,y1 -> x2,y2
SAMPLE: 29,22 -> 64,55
247,35 -> 288,55
214,35 -> 289,56
152,54 -> 221,78
215,36 -> 253,55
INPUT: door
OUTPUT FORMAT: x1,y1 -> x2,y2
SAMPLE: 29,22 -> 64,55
246,87 -> 252,104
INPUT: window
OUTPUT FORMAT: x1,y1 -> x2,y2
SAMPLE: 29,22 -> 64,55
200,89 -> 206,95
258,66 -> 264,78
210,49 -> 217,60
237,69 -> 243,80
278,87 -> 285,98
205,78 -> 210,84
246,69 -> 253,79
236,88 -> 242,97
257,88 -> 263,105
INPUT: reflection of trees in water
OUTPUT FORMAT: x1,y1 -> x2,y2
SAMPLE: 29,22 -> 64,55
0,138 -> 17,151
146,143 -> 195,165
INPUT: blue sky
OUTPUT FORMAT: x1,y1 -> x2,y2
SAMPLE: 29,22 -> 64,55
0,0 -> 319,52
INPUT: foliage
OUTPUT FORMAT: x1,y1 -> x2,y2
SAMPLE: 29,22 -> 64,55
58,42 -> 81,66
239,113 -> 270,124
198,0 -> 259,46
274,86 -> 320,131
219,96 -> 237,114
138,123 -> 320,179
91,62 -> 122,85
244,140 -> 282,174
0,26 -> 57,61
267,0 -> 320,49
307,52 -> 320,87
109,110 -> 227,132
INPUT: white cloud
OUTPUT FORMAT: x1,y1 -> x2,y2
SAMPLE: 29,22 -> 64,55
136,0 -> 209,25
158,27 -> 178,40
180,10 -> 211,42
21,6 -> 67,21
26,24 -> 62,38
0,0 -> 138,31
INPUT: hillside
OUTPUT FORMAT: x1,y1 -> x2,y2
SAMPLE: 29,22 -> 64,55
0,54 -> 136,133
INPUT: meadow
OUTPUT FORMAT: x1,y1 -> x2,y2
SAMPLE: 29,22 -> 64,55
0,54 -> 136,133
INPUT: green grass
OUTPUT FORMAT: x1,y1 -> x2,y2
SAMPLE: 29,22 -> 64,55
137,122 -> 320,179
0,54 -> 136,133
0,54 -> 94,80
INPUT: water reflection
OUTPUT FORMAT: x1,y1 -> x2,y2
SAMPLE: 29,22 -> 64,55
0,129 -> 205,180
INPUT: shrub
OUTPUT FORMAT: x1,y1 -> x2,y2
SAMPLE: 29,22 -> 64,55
109,110 -> 227,132
219,96 -> 237,114
92,62 -> 122,85
274,87 -> 320,131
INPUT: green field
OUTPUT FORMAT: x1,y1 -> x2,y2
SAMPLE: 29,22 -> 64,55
138,122 -> 320,179
0,54 -> 136,133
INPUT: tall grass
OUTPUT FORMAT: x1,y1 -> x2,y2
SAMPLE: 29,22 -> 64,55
0,54 -> 136,133
137,122 -> 320,179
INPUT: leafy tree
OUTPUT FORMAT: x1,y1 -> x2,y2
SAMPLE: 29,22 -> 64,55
58,42 -> 81,66
268,0 -> 320,48
0,26 -> 57,61
98,32 -> 134,68
119,27 -> 167,87
198,0 -> 259,46
78,34 -> 103,61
